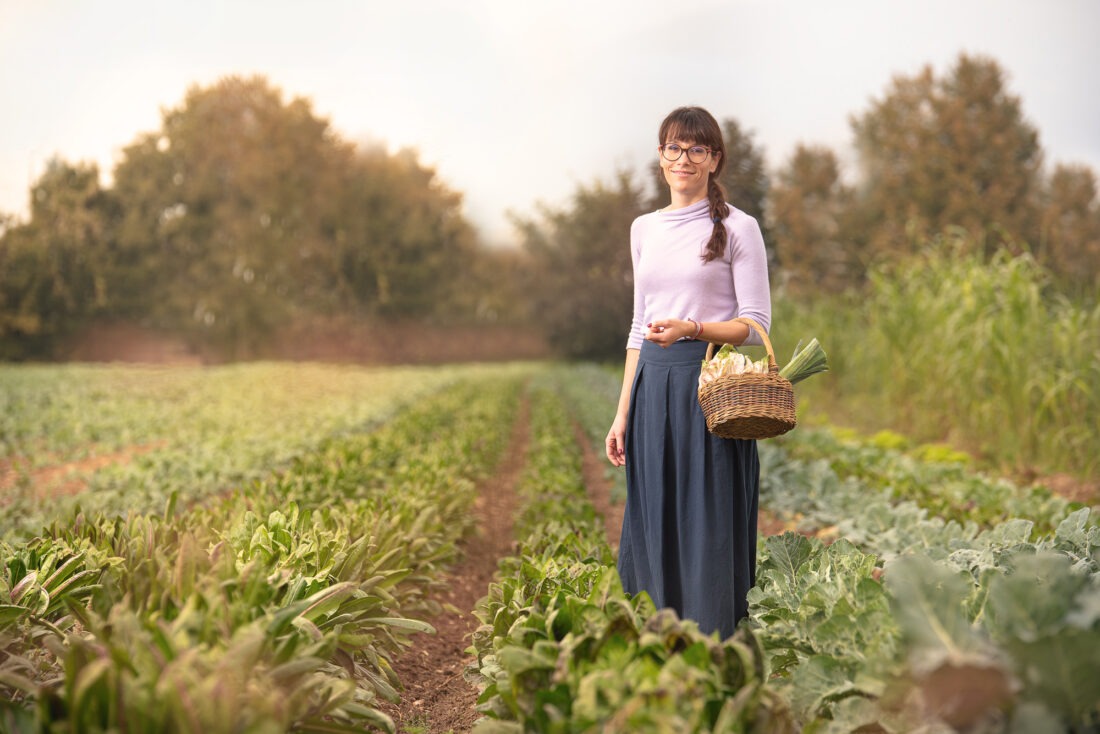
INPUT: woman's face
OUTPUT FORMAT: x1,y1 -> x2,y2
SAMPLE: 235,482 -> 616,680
659,137 -> 720,201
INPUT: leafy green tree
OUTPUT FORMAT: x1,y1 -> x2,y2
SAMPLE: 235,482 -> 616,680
0,159 -> 113,359
769,144 -> 857,293
448,244 -> 534,326
332,146 -> 479,321
520,172 -> 648,360
105,75 -> 481,358
110,75 -> 345,356
850,53 -> 1042,258
2,75 -> 486,361
1037,163 -> 1100,292
717,119 -> 770,239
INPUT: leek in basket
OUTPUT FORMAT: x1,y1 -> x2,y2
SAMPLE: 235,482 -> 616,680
698,338 -> 828,388
779,338 -> 829,385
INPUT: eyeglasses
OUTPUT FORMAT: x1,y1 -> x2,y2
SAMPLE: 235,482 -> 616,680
659,143 -> 713,164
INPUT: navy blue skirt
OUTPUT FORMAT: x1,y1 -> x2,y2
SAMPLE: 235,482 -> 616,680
616,339 -> 759,639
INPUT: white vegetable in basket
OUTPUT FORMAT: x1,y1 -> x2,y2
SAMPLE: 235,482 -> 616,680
700,336 -> 828,390
699,345 -> 769,389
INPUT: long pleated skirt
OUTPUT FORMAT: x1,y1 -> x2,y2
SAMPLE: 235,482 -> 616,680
616,339 -> 760,639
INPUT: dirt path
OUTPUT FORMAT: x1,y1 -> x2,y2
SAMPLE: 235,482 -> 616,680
0,442 -> 166,501
378,395 -> 530,733
575,423 -> 624,553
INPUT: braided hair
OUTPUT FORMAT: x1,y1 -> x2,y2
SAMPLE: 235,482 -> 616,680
658,106 -> 729,263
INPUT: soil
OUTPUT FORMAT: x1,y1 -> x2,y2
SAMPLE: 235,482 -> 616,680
65,323 -> 203,365
376,394 -> 530,733
575,423 -> 625,552
0,442 -> 165,500
63,319 -> 549,366
1018,469 -> 1100,506
757,508 -> 792,538
376,414 -> 630,733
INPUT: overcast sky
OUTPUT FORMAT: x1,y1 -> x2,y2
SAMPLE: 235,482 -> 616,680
2,0 -> 1098,244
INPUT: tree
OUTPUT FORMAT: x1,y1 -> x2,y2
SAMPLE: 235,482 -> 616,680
850,53 -> 1042,258
1,74 -> 489,361
333,146 -> 478,321
449,244 -> 535,326
104,75 -> 482,358
1037,163 -> 1100,292
769,144 -> 857,293
0,159 -> 113,359
520,172 -> 648,360
110,75 -> 345,356
717,119 -> 770,240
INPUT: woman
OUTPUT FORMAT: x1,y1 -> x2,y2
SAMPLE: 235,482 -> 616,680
605,106 -> 771,639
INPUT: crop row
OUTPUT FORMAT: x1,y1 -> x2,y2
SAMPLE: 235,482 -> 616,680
0,362 -> 511,540
542,364 -> 628,505
467,380 -> 791,733
750,438 -> 1100,732
530,365 -> 1099,731
4,362 -> 1096,732
0,375 -> 523,733
0,363 -> 468,460
770,425 -> 1084,536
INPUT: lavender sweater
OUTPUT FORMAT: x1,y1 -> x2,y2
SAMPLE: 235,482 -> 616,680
627,198 -> 771,350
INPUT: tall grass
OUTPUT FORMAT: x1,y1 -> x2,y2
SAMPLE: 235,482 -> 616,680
773,233 -> 1100,479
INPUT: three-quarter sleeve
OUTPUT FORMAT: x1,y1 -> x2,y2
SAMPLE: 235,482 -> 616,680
626,218 -> 646,350
728,214 -> 771,345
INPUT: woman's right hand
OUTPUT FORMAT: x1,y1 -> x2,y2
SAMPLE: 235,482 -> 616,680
605,414 -> 627,467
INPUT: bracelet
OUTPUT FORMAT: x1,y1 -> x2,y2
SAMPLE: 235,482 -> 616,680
689,319 -> 702,339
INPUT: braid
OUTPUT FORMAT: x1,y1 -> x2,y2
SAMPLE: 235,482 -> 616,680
702,178 -> 730,263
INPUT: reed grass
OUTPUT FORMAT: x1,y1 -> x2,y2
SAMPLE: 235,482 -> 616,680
772,232 -> 1100,479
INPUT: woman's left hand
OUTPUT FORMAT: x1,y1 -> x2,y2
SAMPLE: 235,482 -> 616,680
645,318 -> 693,347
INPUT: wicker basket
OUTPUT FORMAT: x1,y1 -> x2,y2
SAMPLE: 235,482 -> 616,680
697,317 -> 796,440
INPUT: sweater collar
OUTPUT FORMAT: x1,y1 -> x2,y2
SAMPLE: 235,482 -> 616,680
657,198 -> 710,221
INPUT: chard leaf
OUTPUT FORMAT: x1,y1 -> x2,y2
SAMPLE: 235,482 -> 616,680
366,617 -> 434,633
497,646 -> 554,675
472,720 -> 524,734
0,605 -> 28,627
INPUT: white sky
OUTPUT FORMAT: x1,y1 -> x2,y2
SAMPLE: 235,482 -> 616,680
2,0 -> 1098,245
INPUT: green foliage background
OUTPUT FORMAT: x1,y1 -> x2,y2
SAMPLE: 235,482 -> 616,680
773,237 -> 1100,478
0,76 -> 504,360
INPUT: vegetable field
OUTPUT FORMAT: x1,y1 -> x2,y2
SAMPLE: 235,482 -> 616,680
1,362 -> 1097,733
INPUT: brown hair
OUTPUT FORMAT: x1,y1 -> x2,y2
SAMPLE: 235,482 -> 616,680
659,106 -> 729,262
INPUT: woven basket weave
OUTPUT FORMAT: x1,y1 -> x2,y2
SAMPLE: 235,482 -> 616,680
697,317 -> 796,440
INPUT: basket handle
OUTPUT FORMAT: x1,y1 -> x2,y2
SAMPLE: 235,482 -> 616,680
703,317 -> 779,373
